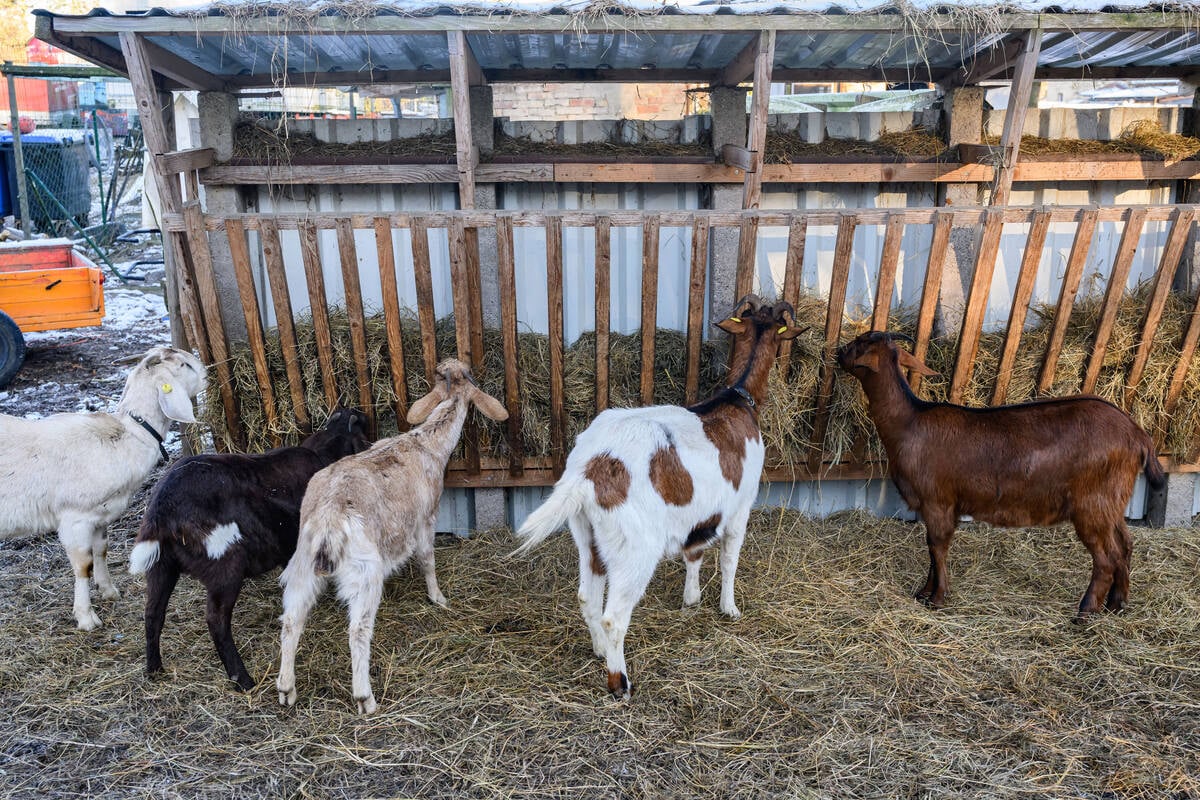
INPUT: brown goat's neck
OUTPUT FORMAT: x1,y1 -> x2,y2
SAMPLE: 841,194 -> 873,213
408,395 -> 470,463
858,354 -> 921,448
727,327 -> 778,405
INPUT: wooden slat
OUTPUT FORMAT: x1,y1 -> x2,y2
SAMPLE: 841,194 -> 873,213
447,217 -> 479,475
1083,207 -> 1147,393
1165,288 -> 1200,417
594,217 -> 612,414
298,221 -> 338,410
807,215 -> 857,470
909,212 -> 953,394
1125,208 -> 1197,406
992,210 -> 1051,404
166,230 -> 210,364
181,202 -> 242,446
1037,208 -> 1098,394
949,211 -> 1005,403
777,217 -> 807,375
991,28 -> 1044,206
640,214 -> 661,406
496,216 -> 525,476
466,226 -> 485,372
259,218 -> 308,429
409,218 -> 439,386
374,216 -> 409,425
546,216 -> 567,474
735,216 -> 758,300
741,29 -> 775,210
159,147 -> 215,174
335,219 -> 375,432
685,216 -> 709,405
224,218 -> 280,445
871,215 -> 905,331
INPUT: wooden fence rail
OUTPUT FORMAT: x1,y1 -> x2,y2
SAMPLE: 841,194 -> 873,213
166,204 -> 1200,486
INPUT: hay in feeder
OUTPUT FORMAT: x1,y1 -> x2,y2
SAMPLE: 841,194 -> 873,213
1,502 -> 1197,797
766,128 -> 951,164
982,120 -> 1200,162
229,120 -> 459,163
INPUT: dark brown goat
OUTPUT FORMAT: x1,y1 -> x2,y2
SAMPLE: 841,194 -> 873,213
130,408 -> 371,689
837,331 -> 1166,619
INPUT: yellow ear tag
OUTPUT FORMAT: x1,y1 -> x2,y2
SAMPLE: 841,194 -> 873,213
161,383 -> 173,394
777,326 -> 788,334
730,317 -> 742,323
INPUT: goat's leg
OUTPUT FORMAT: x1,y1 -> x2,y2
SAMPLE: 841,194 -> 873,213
144,559 -> 180,675
600,556 -> 657,701
56,518 -> 101,630
90,524 -> 119,600
206,582 -> 254,690
718,509 -> 750,618
277,567 -> 326,707
570,514 -> 607,658
917,510 -> 955,609
340,563 -> 385,715
415,516 -> 447,608
1074,517 -> 1116,620
682,550 -> 703,608
1106,521 -> 1133,613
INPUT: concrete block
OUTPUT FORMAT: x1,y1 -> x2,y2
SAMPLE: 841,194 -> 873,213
197,91 -> 239,160
469,85 -> 494,153
474,488 -> 508,532
1164,473 -> 1197,527
711,86 -> 748,155
824,112 -> 859,140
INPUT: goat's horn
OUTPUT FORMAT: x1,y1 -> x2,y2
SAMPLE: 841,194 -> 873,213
732,294 -> 760,315
886,332 -> 917,347
772,300 -> 795,321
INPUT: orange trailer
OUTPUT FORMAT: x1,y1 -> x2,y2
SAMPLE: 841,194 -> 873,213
0,239 -> 105,387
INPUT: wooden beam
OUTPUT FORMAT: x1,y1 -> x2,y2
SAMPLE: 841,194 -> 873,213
159,148 -> 216,174
718,32 -> 764,87
990,28 -> 1043,206
944,36 -> 1026,88
141,35 -> 225,91
448,31 -> 477,210
743,29 -> 775,210
721,144 -> 754,172
34,17 -> 135,80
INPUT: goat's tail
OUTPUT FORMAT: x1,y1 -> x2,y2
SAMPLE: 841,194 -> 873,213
283,509 -> 359,584
1143,441 -> 1166,492
511,478 -> 586,557
129,517 -> 163,575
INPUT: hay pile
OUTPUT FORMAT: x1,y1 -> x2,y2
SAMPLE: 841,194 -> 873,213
983,120 -> 1200,161
229,120 -> 459,162
766,128 -> 952,164
1,504 -> 1197,797
206,282 -> 1200,465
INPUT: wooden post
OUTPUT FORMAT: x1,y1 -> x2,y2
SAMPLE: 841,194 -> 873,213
4,64 -> 33,235
990,28 -> 1043,206
742,30 -> 775,210
447,31 -> 478,211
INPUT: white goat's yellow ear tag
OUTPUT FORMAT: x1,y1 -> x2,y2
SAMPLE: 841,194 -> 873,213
777,326 -> 788,334
161,383 -> 173,394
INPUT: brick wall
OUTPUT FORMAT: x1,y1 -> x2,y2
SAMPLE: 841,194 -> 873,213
492,82 -> 707,121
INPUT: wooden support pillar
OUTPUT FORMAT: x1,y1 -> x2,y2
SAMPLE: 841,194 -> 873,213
4,64 -> 33,235
735,30 -> 775,303
990,28 -> 1043,206
448,30 -> 479,212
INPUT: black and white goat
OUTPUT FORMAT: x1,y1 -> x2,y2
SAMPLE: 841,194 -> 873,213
276,360 -> 508,714
513,296 -> 805,699
0,346 -> 206,630
130,408 -> 371,689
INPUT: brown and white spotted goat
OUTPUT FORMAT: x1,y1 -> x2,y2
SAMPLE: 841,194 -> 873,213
837,331 -> 1166,619
514,296 -> 806,699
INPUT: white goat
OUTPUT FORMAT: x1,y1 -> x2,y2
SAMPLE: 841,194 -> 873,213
276,358 -> 508,714
0,346 -> 206,629
513,297 -> 803,699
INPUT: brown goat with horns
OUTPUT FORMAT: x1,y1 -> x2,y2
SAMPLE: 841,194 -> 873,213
837,331 -> 1166,620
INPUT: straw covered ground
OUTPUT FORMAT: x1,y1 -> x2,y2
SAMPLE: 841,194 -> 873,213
1,504 -> 1197,798
205,283 -> 1200,466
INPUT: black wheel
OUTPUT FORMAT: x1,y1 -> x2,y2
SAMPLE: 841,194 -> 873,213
0,310 -> 26,389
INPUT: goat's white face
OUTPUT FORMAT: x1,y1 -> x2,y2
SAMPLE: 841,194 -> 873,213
137,346 -> 208,423
406,358 -> 509,425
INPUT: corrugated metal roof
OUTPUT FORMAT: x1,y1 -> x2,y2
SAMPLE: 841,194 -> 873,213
32,0 -> 1200,89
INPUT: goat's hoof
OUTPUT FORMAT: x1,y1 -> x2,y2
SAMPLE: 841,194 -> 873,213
99,586 -> 120,601
355,695 -> 378,715
428,593 -> 449,609
278,686 -> 297,707
721,604 -> 742,620
233,675 -> 256,692
75,609 -> 102,631
607,671 -> 632,701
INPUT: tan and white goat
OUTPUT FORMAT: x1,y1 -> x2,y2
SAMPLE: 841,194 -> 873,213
276,359 -> 508,714
513,297 -> 805,699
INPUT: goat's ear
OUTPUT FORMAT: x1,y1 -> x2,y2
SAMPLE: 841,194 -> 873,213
406,383 -> 447,425
851,350 -> 882,373
157,381 -> 197,423
896,348 -> 938,377
776,324 -> 808,341
469,385 -> 509,422
714,317 -> 748,335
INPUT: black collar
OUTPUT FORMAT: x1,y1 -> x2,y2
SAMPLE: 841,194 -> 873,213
128,413 -> 169,463
732,385 -> 757,409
